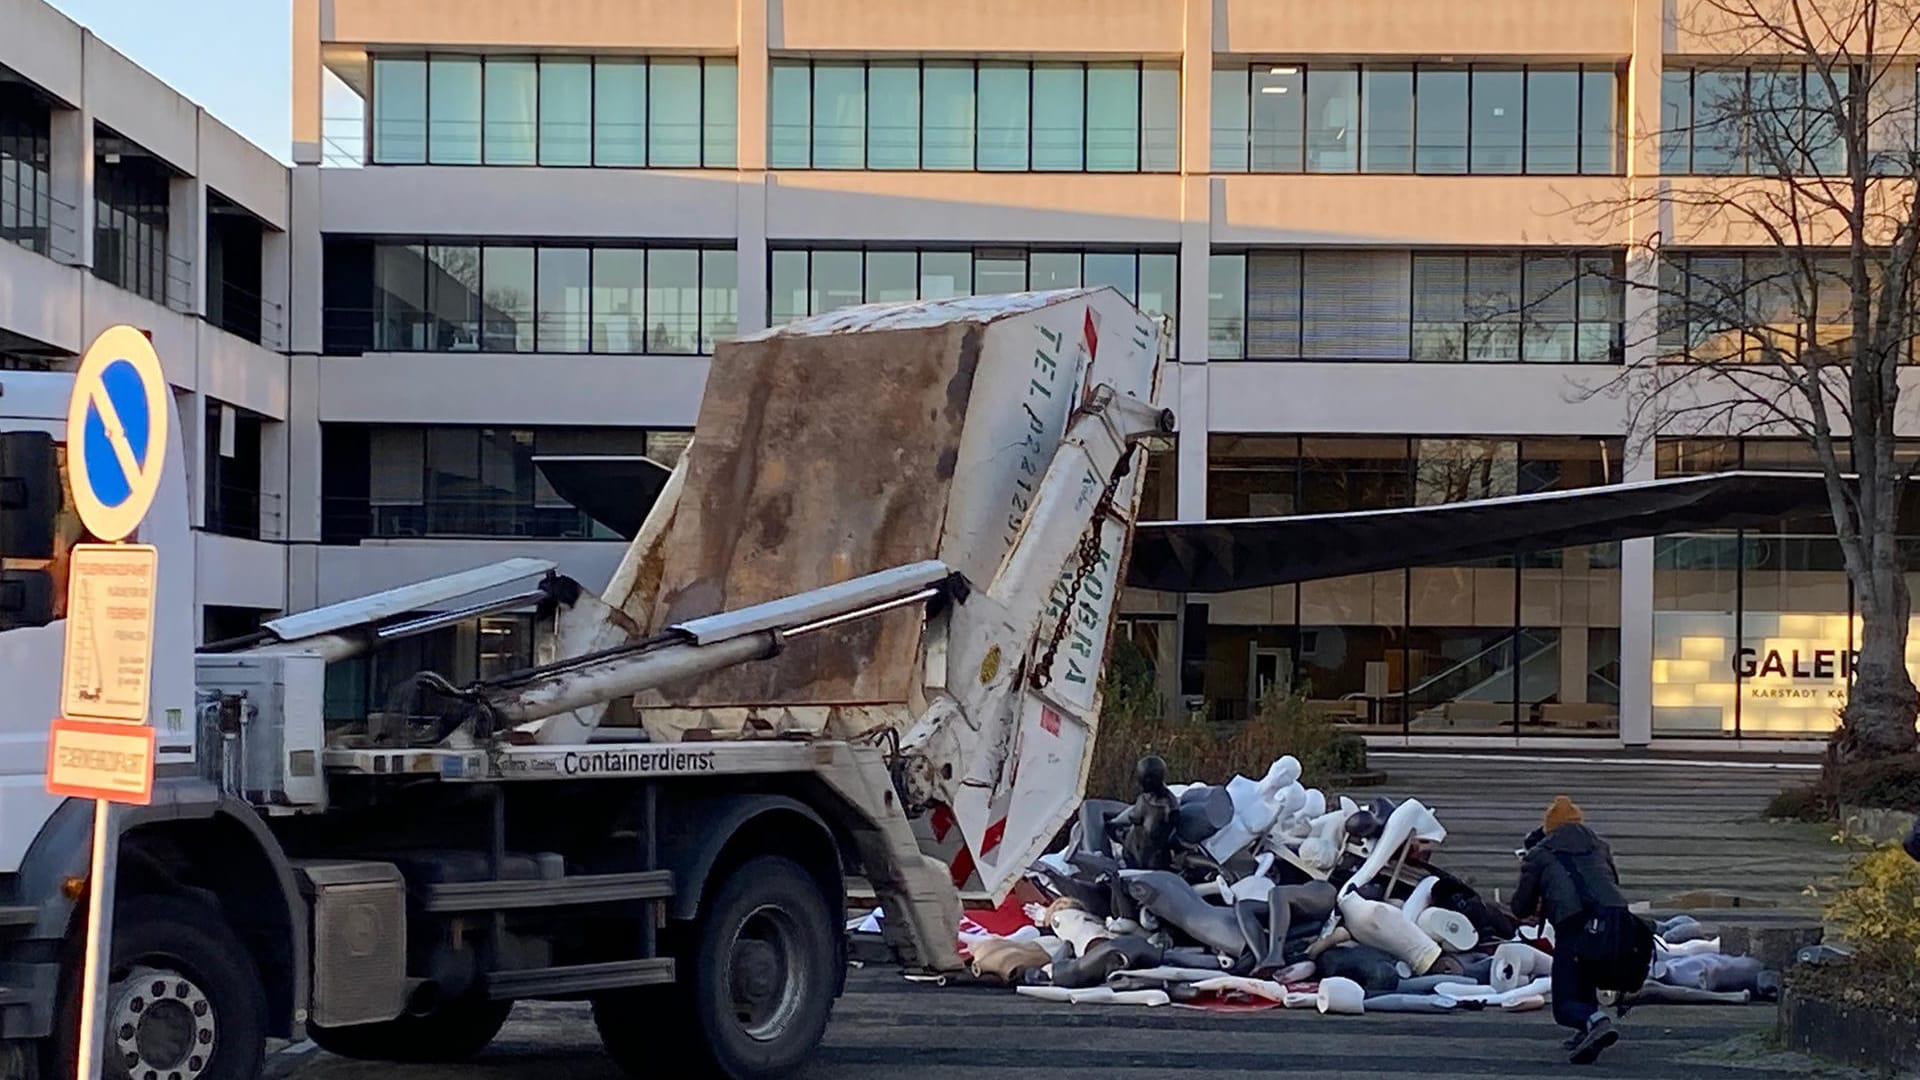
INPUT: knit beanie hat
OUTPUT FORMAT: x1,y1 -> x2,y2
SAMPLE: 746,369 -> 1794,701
1543,795 -> 1584,832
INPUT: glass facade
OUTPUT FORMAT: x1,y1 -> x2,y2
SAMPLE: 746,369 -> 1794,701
1209,249 -> 1624,362
1202,435 -> 1624,732
1213,63 -> 1623,175
1654,250 -> 1896,363
1648,438 -> 1920,738
1661,65 -> 1851,175
354,240 -> 733,354
769,245 -> 1177,352
321,424 -> 690,543
370,54 -> 737,167
768,59 -> 1179,172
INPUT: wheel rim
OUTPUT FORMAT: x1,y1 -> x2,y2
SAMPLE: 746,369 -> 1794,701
724,904 -> 806,1042
107,964 -> 217,1080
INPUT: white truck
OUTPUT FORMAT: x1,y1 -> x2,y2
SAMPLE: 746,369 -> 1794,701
0,289 -> 1171,1080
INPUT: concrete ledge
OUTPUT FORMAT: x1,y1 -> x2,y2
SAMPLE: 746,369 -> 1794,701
1779,986 -> 1920,1075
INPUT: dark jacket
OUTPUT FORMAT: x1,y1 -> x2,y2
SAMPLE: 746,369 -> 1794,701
1905,812 -> 1920,863
1511,824 -> 1626,927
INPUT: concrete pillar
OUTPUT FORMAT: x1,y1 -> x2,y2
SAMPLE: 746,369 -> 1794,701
1558,546 -> 1591,707
48,106 -> 93,268
285,353 -> 324,544
168,173 -> 207,315
289,167 -> 323,355
177,388 -> 207,529
737,0 -> 769,174
291,0 -> 324,166
260,418 -> 291,542
1174,0 -> 1214,523
262,228 -> 293,352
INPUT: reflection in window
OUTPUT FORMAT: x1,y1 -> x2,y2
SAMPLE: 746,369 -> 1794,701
646,248 -> 700,353
92,139 -> 173,306
770,247 -> 1177,351
1210,248 -> 1624,362
369,53 -> 737,168
331,423 -> 687,542
373,58 -> 428,164
537,247 -> 590,352
1215,62 -> 1623,175
1661,64 -> 1852,176
355,241 -> 733,355
771,59 -> 1176,172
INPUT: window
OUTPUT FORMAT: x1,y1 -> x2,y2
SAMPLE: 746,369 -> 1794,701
648,58 -> 703,167
539,59 -> 592,166
369,54 -> 738,168
769,59 -> 1178,173
429,57 -> 483,164
1657,250 -> 1884,363
769,246 -> 1178,351
868,62 -> 921,170
342,240 -> 735,355
923,62 -> 977,170
1204,434 -> 1623,733
0,85 -> 54,255
594,60 -> 648,166
372,58 -> 428,164
1662,65 -> 1853,175
1214,62 -> 1624,175
93,136 -> 173,306
1210,248 -> 1625,362
483,58 -> 537,165
325,423 -> 686,542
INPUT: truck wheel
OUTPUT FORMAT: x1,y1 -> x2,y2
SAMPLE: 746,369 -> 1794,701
73,894 -> 268,1080
307,1000 -> 512,1063
595,856 -> 836,1080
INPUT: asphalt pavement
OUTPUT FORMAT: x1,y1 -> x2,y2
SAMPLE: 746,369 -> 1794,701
281,967 -> 1869,1080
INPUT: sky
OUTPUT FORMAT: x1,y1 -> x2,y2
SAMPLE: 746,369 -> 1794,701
45,0 -> 292,162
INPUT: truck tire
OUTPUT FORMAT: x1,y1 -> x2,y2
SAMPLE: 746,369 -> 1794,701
594,855 -> 836,1080
307,1000 -> 512,1063
51,893 -> 269,1080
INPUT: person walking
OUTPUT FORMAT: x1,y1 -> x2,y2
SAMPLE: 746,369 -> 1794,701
1511,796 -> 1649,1065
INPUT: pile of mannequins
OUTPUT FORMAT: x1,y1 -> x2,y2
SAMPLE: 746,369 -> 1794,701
946,754 -> 1783,1013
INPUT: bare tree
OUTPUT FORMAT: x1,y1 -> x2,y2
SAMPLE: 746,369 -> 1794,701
1583,0 -> 1920,758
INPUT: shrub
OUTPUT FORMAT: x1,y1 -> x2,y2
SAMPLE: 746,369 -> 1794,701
1767,752 -> 1920,822
1811,837 -> 1920,976
1086,647 -> 1367,799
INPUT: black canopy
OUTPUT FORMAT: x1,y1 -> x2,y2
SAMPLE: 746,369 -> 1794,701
1125,471 -> 1835,593
535,458 -> 1836,596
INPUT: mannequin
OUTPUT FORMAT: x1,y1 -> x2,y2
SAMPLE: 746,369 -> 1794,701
969,938 -> 1053,985
1337,889 -> 1441,974
1123,871 -> 1256,959
1416,907 -> 1476,952
1315,943 -> 1411,994
1340,799 -> 1446,898
1049,936 -> 1163,989
1317,976 -> 1367,1015
1206,757 -> 1304,862
1401,876 -> 1440,925
1298,798 -> 1360,871
1016,985 -> 1170,1006
1121,757 -> 1178,870
1239,880 -> 1339,974
1491,941 -> 1552,992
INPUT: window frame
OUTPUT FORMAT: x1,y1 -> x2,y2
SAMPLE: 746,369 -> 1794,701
1210,247 -> 1627,364
351,238 -> 737,356
766,58 -> 1178,174
1662,63 -> 1858,176
368,53 -> 739,169
1212,61 -> 1626,177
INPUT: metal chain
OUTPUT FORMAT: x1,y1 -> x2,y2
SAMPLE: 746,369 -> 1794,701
1031,462 -> 1128,690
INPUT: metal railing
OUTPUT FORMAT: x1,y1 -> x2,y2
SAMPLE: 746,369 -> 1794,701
205,486 -> 283,541
209,280 -> 289,351
323,496 -> 619,542
323,307 -> 721,356
1,185 -> 83,263
321,115 -> 365,168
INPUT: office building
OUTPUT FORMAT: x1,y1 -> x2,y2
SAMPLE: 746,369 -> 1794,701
2,0 -> 1900,750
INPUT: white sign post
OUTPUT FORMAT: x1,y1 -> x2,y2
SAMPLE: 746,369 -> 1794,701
50,325 -> 169,1080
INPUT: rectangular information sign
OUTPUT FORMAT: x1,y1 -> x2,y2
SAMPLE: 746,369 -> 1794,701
46,718 -> 156,804
59,543 -> 158,724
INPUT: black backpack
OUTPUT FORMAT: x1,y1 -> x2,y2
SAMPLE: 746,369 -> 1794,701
1572,907 -> 1656,992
